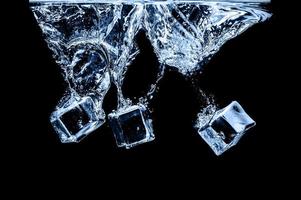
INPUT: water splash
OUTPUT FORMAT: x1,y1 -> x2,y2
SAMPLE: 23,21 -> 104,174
30,0 -> 270,152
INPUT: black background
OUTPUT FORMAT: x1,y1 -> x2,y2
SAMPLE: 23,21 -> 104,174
5,0 -> 297,194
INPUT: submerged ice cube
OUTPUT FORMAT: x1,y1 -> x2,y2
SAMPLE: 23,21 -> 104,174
50,95 -> 105,143
108,104 -> 154,149
198,101 -> 255,155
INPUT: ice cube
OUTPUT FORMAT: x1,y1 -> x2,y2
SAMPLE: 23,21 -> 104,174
50,96 -> 105,143
198,101 -> 255,156
108,104 -> 154,149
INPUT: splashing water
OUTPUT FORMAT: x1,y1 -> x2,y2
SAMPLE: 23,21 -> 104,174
30,0 -> 270,153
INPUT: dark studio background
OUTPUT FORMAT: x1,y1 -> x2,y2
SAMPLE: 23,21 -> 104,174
4,0 -> 297,194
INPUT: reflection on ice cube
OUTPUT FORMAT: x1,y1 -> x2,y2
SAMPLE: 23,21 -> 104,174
108,104 -> 154,149
198,101 -> 255,156
50,95 -> 105,143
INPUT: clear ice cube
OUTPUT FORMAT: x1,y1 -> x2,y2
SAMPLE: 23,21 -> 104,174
50,95 -> 105,143
108,104 -> 154,149
198,101 -> 255,155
